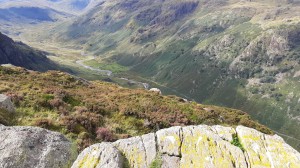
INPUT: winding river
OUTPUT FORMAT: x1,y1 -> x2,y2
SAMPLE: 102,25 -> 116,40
75,57 -> 149,89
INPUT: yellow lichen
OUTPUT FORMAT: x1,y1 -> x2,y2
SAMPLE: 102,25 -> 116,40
77,154 -> 100,168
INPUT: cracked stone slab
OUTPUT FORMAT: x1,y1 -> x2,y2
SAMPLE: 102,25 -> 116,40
162,154 -> 180,168
141,133 -> 157,166
237,126 -> 275,168
264,134 -> 300,167
156,126 -> 182,156
237,126 -> 300,168
211,125 -> 236,142
180,125 -> 247,168
113,133 -> 156,168
71,143 -> 123,168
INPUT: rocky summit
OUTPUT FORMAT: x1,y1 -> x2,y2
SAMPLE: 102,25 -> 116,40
72,125 -> 300,168
0,125 -> 77,168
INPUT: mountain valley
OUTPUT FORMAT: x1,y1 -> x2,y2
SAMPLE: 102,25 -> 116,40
0,0 -> 300,158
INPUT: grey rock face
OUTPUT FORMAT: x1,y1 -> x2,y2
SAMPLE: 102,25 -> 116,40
113,136 -> 148,168
236,126 -> 300,168
161,155 -> 180,168
0,94 -> 15,113
0,125 -> 76,168
71,143 -> 124,168
113,133 -> 157,168
141,133 -> 157,166
180,125 -> 247,168
74,125 -> 300,168
156,126 -> 182,156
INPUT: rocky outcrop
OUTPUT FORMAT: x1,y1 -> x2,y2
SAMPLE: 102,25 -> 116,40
0,94 -> 15,113
149,88 -> 162,94
73,125 -> 300,168
0,125 -> 77,168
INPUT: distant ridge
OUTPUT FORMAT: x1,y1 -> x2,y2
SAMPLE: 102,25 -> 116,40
0,32 -> 57,71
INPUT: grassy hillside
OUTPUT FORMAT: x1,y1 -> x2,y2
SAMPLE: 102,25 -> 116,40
0,66 -> 271,151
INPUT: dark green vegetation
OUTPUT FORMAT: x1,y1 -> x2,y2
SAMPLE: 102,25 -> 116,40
0,32 -> 59,71
231,134 -> 244,152
0,66 -> 271,151
41,0 -> 300,150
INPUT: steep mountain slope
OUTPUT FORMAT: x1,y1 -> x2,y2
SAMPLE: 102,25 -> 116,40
0,66 -> 270,151
0,32 -> 57,71
46,0 -> 300,150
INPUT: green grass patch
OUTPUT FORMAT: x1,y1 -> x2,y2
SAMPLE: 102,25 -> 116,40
42,94 -> 55,101
231,134 -> 244,151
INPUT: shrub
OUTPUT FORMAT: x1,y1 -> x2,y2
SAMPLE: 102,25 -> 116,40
63,95 -> 81,107
96,127 -> 114,141
34,118 -> 53,129
74,106 -> 88,113
6,93 -> 23,106
62,112 -> 103,133
49,98 -> 65,109
77,137 -> 93,152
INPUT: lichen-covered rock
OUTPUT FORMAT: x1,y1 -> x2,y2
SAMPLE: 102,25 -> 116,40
156,126 -> 182,156
211,125 -> 236,142
237,125 -> 300,168
113,133 -> 156,168
0,125 -> 76,168
0,94 -> 15,113
74,125 -> 300,168
114,136 -> 147,168
141,133 -> 157,166
180,125 -> 247,168
71,143 -> 123,168
162,155 -> 180,168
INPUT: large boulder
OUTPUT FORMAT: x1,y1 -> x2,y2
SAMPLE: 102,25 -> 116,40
149,88 -> 162,94
73,125 -> 300,168
0,125 -> 77,168
0,94 -> 15,113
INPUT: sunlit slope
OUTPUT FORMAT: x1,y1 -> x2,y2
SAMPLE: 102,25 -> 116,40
42,0 -> 300,150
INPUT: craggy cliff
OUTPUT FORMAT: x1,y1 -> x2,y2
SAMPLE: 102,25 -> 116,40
72,125 -> 300,168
